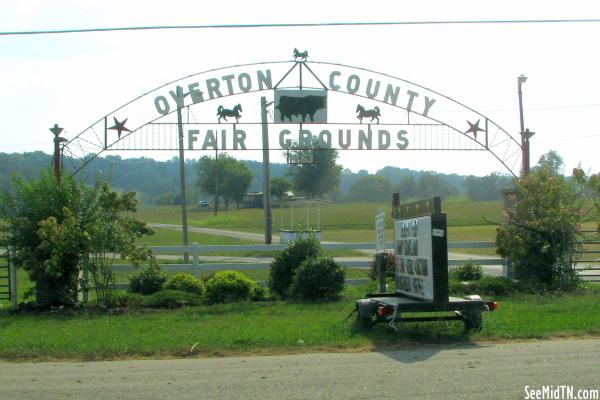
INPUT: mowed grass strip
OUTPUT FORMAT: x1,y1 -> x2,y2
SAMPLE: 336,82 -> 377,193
1,285 -> 599,361
136,200 -> 503,232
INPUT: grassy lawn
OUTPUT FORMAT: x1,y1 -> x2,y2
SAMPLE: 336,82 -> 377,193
138,227 -> 365,257
1,284 -> 599,361
137,200 -> 503,232
138,227 -> 253,247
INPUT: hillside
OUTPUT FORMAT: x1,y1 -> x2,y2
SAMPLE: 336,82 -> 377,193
0,152 -> 512,204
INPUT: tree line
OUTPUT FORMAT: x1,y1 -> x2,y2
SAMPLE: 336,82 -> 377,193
0,150 -> 522,205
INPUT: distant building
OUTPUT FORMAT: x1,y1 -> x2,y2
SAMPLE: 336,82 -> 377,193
242,192 -> 264,208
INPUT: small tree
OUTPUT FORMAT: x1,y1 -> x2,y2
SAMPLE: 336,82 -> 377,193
82,181 -> 154,304
0,170 -> 154,307
496,166 -> 584,289
1,170 -> 85,307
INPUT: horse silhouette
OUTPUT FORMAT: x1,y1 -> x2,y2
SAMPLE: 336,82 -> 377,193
293,48 -> 308,61
356,104 -> 381,124
217,104 -> 242,123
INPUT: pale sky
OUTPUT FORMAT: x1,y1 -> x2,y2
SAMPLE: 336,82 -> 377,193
1,0 -> 599,177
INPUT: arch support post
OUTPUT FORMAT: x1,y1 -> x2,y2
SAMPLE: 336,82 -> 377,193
177,104 -> 190,263
261,96 -> 273,244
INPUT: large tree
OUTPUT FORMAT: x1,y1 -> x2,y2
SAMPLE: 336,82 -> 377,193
348,175 -> 393,202
534,150 -> 564,175
394,175 -> 418,199
286,138 -> 343,198
271,177 -> 293,200
464,173 -> 507,201
417,172 -> 454,199
197,154 -> 253,210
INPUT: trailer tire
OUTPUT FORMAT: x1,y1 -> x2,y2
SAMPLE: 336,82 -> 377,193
463,311 -> 483,332
356,300 -> 377,331
359,316 -> 374,331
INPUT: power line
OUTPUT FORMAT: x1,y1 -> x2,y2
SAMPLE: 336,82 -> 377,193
1,19 -> 600,36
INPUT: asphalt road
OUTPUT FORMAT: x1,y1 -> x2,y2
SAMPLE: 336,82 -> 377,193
2,339 -> 599,400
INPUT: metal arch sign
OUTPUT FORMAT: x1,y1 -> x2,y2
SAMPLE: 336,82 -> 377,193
64,55 -> 523,176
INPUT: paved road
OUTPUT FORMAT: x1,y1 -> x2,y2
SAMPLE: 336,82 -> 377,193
2,339 -> 598,399
150,223 -> 275,243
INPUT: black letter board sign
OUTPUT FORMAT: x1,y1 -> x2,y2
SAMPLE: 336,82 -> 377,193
392,196 -> 448,303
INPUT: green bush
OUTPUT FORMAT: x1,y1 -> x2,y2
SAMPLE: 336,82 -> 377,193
250,285 -> 267,301
1,170 -> 86,308
147,289 -> 203,309
289,256 -> 346,301
128,266 -> 167,295
449,276 -> 525,297
473,276 -> 524,296
205,271 -> 258,304
450,260 -> 483,281
164,273 -> 205,295
269,235 -> 322,298
114,292 -> 149,309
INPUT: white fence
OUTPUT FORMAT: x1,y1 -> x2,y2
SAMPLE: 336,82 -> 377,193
106,241 -> 507,291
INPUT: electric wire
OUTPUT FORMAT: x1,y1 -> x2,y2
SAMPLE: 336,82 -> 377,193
1,19 -> 600,36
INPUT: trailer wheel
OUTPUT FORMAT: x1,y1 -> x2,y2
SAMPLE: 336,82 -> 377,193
356,300 -> 377,331
462,311 -> 483,332
359,316 -> 374,331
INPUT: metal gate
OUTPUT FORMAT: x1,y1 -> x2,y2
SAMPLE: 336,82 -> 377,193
0,221 -> 11,301
574,230 -> 600,283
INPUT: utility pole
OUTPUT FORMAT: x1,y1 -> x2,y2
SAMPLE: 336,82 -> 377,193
176,93 -> 190,264
214,146 -> 219,216
261,97 -> 273,244
518,75 -> 531,176
50,124 -> 66,185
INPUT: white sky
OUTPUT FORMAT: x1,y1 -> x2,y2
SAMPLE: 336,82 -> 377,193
1,0 -> 599,177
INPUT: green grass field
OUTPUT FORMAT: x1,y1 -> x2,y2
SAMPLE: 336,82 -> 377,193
1,284 -> 599,361
137,200 -> 503,233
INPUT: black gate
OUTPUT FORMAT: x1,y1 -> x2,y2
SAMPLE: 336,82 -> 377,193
0,222 -> 11,301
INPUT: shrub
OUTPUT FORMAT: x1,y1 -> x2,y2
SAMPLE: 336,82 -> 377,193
472,276 -> 524,296
289,256 -> 346,301
269,234 -> 322,298
250,285 -> 267,301
147,289 -> 202,309
205,271 -> 257,304
449,276 -> 525,297
1,170 -> 87,308
165,273 -> 205,295
496,167 -> 586,290
114,292 -> 149,309
128,266 -> 167,295
450,260 -> 483,281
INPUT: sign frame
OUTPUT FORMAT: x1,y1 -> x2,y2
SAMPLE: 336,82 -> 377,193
392,197 -> 448,304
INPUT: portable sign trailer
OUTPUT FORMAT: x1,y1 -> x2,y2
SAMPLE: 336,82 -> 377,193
356,195 -> 498,331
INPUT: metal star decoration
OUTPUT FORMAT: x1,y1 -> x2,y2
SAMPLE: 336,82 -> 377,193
465,119 -> 485,140
108,117 -> 132,139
